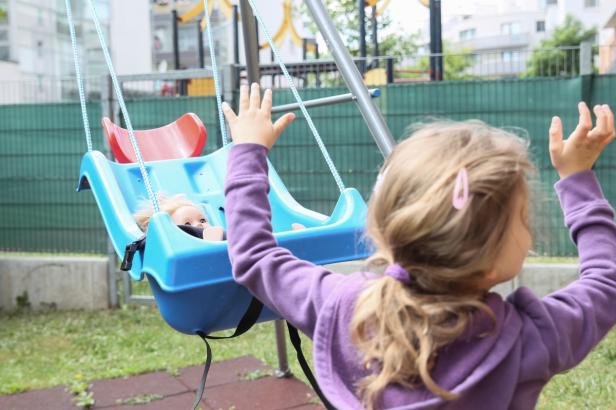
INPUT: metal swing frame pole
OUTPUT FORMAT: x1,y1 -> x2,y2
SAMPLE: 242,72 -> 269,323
305,0 -> 395,157
238,0 -> 292,379
238,0 -> 396,378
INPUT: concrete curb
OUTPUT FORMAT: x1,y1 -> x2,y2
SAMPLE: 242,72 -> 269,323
0,255 -> 109,311
0,256 -> 580,312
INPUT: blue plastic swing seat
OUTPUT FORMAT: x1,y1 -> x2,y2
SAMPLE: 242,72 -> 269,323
78,144 -> 370,335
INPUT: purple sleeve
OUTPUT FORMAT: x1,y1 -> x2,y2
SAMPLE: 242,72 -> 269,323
509,170 -> 616,375
224,143 -> 349,338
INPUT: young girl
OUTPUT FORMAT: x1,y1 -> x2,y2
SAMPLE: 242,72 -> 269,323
133,193 -> 225,241
222,84 -> 616,409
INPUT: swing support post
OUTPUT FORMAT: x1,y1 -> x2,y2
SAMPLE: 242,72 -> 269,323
239,0 -> 260,83
304,0 -> 395,157
239,0 -> 292,379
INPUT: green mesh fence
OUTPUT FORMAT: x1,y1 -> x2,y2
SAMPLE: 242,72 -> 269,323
1,75 -> 615,255
0,101 -> 107,253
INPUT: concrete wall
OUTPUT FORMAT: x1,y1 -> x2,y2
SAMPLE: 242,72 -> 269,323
0,257 -> 579,313
0,256 -> 109,312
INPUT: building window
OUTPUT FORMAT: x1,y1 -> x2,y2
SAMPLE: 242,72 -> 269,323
501,22 -> 521,35
37,40 -> 43,58
0,45 -> 9,60
459,28 -> 476,41
584,0 -> 597,7
546,0 -> 557,4
536,21 -> 546,32
501,51 -> 521,63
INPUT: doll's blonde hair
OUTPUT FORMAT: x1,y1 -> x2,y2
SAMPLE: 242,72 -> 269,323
133,193 -> 202,231
351,120 -> 534,409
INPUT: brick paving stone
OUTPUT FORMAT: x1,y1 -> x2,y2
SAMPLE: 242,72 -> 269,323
177,355 -> 270,390
0,386 -> 76,410
102,392 -> 213,410
202,375 -> 317,410
0,356 -> 320,410
91,371 -> 189,408
285,404 -> 326,410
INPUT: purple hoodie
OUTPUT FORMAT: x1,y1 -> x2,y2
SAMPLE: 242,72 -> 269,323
224,143 -> 616,409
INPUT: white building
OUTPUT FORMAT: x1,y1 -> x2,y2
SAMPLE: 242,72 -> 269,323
601,10 -> 616,73
441,0 -> 616,76
110,0 -> 152,76
150,0 -> 313,72
0,0 -> 114,102
0,0 -> 314,102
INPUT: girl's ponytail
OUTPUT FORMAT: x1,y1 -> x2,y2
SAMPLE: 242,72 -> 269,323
351,273 -> 492,409
353,120 -> 532,409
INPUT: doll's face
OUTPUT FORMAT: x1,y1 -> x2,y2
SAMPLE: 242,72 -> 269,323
171,205 -> 209,229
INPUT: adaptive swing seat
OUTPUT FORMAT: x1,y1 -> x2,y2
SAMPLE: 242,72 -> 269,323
78,144 -> 369,335
67,0 -> 390,407
102,113 -> 207,163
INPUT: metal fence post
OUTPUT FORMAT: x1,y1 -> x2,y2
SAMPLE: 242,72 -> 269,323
580,41 -> 594,108
274,320 -> 291,378
101,74 -> 119,307
580,41 -> 593,76
386,57 -> 394,84
222,64 -> 237,149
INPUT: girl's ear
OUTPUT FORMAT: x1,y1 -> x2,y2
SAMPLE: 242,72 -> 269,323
476,269 -> 497,291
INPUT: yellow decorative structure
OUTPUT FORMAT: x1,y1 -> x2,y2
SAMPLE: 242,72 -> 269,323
364,0 -> 391,16
176,0 -> 316,55
364,68 -> 387,86
259,0 -> 315,53
188,77 -> 216,96
178,0 -> 235,30
418,0 -> 429,7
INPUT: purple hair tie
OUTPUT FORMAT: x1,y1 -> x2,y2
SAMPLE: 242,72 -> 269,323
384,263 -> 411,285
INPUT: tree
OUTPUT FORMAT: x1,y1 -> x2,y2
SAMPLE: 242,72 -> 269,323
414,42 -> 476,81
525,15 -> 597,77
299,0 -> 420,61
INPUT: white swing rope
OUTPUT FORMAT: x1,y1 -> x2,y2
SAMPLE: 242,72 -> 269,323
248,0 -> 347,193
64,0 -> 93,152
85,0 -> 160,213
202,0 -> 230,145
70,0 -> 346,209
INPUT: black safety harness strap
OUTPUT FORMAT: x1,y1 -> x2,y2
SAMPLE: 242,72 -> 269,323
287,322 -> 337,410
121,228 -> 334,409
121,225 -> 206,272
192,296 -> 264,410
118,227 -> 264,410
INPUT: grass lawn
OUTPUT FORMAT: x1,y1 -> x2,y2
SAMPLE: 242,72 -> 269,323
0,305 -> 614,408
0,306 -> 310,396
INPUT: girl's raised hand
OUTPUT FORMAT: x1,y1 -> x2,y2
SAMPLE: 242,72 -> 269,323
222,83 -> 295,149
549,102 -> 615,179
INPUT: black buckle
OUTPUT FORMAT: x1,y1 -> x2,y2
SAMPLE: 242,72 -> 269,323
121,236 -> 145,271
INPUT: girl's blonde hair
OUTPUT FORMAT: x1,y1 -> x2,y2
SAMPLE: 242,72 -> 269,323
351,120 -> 534,409
133,193 -> 201,230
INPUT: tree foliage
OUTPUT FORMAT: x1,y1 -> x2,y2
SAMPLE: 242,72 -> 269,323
415,43 -> 476,80
525,15 -> 597,77
300,0 -> 420,61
